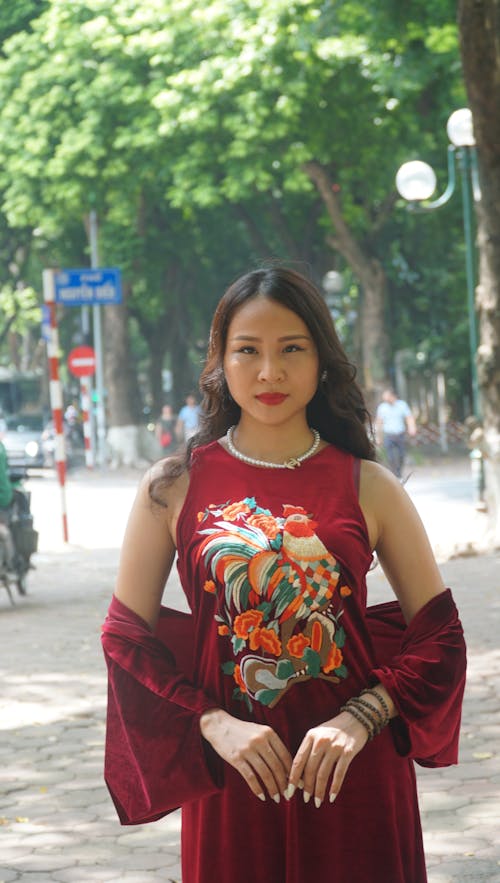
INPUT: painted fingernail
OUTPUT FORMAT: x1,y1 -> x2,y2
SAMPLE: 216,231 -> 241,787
329,792 -> 337,804
273,793 -> 280,804
314,797 -> 322,809
298,779 -> 304,789
257,793 -> 266,802
303,790 -> 311,804
284,783 -> 296,800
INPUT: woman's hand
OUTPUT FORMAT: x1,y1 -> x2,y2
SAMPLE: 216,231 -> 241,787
200,708 -> 292,803
287,710 -> 369,808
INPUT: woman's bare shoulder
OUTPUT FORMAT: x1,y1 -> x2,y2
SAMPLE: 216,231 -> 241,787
359,458 -> 403,500
143,458 -> 190,508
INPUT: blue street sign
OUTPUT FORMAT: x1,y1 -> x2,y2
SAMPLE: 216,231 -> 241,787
54,268 -> 122,306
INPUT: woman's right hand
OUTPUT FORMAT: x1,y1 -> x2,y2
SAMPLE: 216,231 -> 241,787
200,708 -> 292,803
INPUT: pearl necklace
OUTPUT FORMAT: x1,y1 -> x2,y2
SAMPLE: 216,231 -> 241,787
226,425 -> 321,470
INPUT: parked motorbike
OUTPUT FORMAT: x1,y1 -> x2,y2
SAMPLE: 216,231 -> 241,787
0,470 -> 38,603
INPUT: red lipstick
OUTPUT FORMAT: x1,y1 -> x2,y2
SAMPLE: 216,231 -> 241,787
256,393 -> 288,405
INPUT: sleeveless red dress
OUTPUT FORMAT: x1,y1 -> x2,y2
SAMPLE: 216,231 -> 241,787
176,441 -> 425,883
102,440 -> 465,883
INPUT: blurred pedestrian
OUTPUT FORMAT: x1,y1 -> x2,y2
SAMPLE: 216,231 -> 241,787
175,393 -> 200,443
376,387 -> 416,478
102,266 -> 465,883
0,423 -> 15,568
155,404 -> 176,456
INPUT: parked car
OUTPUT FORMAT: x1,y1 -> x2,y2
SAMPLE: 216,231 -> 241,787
1,413 -> 52,470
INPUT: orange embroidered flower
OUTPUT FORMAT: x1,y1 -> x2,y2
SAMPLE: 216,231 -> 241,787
196,511 -> 205,522
323,642 -> 343,673
249,627 -> 282,656
287,633 -> 311,658
339,585 -> 352,597
217,624 -> 230,636
247,513 -> 280,539
203,579 -> 216,593
221,501 -> 251,521
233,665 -> 247,693
233,609 -> 264,638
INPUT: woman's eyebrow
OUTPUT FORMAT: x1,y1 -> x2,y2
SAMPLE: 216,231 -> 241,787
229,333 -> 311,341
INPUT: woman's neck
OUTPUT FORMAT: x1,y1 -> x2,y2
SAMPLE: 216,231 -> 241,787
229,420 -> 318,464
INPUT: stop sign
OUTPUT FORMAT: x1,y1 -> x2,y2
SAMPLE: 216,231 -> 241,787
68,346 -> 96,377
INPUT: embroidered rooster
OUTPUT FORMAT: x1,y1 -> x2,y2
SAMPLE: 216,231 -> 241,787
197,498 -> 350,708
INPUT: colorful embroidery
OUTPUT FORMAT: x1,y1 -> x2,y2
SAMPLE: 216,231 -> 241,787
197,497 -> 351,710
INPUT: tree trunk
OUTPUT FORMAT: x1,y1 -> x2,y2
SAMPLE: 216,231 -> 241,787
104,286 -> 145,467
302,161 -> 390,408
458,0 -> 500,542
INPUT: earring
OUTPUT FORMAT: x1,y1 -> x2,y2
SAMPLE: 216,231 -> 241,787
321,370 -> 328,383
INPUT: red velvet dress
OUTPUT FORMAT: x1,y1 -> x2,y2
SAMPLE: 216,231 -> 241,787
102,442 -> 466,883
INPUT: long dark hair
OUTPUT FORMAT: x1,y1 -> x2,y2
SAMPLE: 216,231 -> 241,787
150,266 -> 375,503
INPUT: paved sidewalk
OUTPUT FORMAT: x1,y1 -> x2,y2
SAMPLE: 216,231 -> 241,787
0,461 -> 499,882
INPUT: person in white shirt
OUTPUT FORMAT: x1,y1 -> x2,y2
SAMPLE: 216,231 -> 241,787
175,394 -> 201,443
376,388 -> 416,478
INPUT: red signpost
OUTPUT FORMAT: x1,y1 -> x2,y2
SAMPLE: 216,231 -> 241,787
68,346 -> 96,468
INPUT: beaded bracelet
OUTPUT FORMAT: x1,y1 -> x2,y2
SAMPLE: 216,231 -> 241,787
340,701 -> 377,741
354,696 -> 385,728
348,698 -> 384,737
361,688 -> 390,724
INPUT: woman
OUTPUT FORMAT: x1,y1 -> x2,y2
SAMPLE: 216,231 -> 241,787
102,266 -> 466,883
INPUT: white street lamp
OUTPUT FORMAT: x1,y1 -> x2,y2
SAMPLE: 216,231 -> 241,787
395,108 -> 480,417
395,161 -> 437,202
395,108 -> 485,506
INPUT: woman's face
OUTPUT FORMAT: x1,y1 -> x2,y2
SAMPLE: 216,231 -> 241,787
223,295 -> 319,428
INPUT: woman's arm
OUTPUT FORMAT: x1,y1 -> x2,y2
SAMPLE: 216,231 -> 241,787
359,459 -> 445,622
114,461 -> 188,628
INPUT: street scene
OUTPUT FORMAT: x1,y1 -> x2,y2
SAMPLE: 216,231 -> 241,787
0,455 -> 499,883
1,5 -> 500,883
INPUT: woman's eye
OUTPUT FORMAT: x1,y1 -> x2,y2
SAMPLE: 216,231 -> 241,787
283,344 -> 304,353
237,346 -> 257,354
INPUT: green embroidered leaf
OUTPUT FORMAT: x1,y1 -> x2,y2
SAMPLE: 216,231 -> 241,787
335,626 -> 346,648
243,692 -> 253,713
303,647 -> 321,677
221,661 -> 236,675
258,601 -> 274,619
231,636 -> 246,654
335,664 -> 348,679
255,688 -> 280,706
276,659 -> 295,679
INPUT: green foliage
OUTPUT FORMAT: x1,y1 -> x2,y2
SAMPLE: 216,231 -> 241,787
0,0 -> 472,413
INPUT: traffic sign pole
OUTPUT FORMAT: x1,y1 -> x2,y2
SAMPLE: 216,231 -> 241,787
67,346 -> 96,470
42,269 -> 69,543
80,378 -> 93,468
89,210 -> 107,468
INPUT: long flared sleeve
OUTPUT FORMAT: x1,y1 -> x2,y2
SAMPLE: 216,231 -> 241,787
367,588 -> 466,767
102,595 -> 223,825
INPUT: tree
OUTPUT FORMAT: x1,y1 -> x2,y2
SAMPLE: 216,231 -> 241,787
0,0 -> 472,452
458,0 -> 500,540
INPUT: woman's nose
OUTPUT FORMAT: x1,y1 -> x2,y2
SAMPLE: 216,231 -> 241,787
258,355 -> 285,382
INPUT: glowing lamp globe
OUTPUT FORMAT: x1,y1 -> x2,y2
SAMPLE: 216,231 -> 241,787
395,161 -> 437,202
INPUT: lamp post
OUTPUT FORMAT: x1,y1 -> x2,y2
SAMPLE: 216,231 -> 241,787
395,108 -> 485,504
395,108 -> 481,417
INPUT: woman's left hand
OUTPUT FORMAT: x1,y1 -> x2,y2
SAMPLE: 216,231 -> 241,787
287,710 -> 369,808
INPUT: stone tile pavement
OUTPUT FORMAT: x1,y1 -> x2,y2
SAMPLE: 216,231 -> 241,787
0,461 -> 499,882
